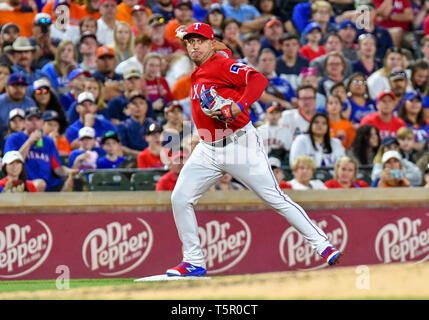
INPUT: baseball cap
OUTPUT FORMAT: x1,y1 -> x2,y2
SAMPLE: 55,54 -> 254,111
208,3 -> 222,14
8,108 -> 25,121
97,45 -> 115,58
148,14 -> 166,27
175,0 -> 192,9
2,151 -> 24,168
80,31 -> 97,42
145,122 -> 163,135
68,68 -> 91,82
165,101 -> 183,113
123,68 -> 141,80
78,126 -> 95,139
376,90 -> 395,103
42,110 -> 60,122
265,17 -> 282,28
381,137 -> 398,147
101,130 -> 120,144
131,4 -> 146,14
78,91 -> 95,104
269,157 -> 281,169
242,32 -> 259,44
25,107 -> 42,119
0,23 -> 20,36
33,78 -> 51,91
128,91 -> 146,102
404,91 -> 422,101
184,22 -> 214,40
265,102 -> 283,113
389,69 -> 407,81
7,73 -> 29,86
339,19 -> 357,31
303,22 -> 321,37
34,13 -> 52,24
381,150 -> 402,164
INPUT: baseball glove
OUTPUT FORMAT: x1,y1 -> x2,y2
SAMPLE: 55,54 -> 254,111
200,87 -> 235,122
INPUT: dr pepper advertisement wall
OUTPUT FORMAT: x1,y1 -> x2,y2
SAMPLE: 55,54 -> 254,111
0,188 -> 428,280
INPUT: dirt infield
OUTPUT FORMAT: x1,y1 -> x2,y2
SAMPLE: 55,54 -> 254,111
1,262 -> 428,299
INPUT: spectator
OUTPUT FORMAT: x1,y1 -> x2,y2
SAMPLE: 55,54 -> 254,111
117,92 -> 156,156
96,0 -> 118,46
0,73 -> 35,138
48,2 -> 81,45
373,150 -> 411,188
192,0 -> 212,22
292,0 -> 318,33
162,101 -> 192,154
116,0 -> 152,28
65,91 -> 117,149
81,77 -> 109,121
0,0 -> 36,38
42,0 -> 86,27
304,0 -> 337,44
398,92 -> 429,144
31,78 -> 68,133
299,22 -> 325,62
210,173 -> 246,191
141,52 -> 174,122
0,63 -> 12,94
421,35 -> 429,65
4,107 -> 76,192
257,48 -> 297,110
152,0 -> 175,22
276,33 -> 309,90
59,67 -> 90,113
330,82 -> 352,120
116,34 -> 152,76
79,16 -> 99,35
221,0 -> 267,33
0,108 -> 26,156
68,126 -> 102,170
396,126 -> 420,163
257,103 -> 292,163
325,156 -> 369,188
409,60 -> 429,95
0,150 -> 37,193
348,124 -> 381,166
325,94 -> 356,149
255,0 -> 295,34
345,72 -> 377,127
130,5 -> 151,37
279,85 -> 317,139
318,52 -> 347,97
93,46 -> 124,102
42,110 -> 71,157
11,37 -> 49,91
268,156 -> 292,189
41,40 -> 78,95
204,3 -> 225,36
237,33 -> 261,69
137,122 -> 168,169
371,136 -> 422,186
78,32 -> 98,73
155,150 -> 189,191
289,155 -> 327,190
310,33 -> 354,79
96,130 -> 126,169
388,69 -> 413,112
360,90 -> 407,139
289,112 -> 345,168
260,17 -> 284,58
113,21 -> 135,65
0,24 -> 20,60
165,0 -> 194,41
221,18 -> 244,59
299,67 -> 326,111
338,20 -> 358,61
352,33 -> 382,78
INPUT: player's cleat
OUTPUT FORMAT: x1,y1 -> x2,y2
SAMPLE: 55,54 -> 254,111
321,246 -> 343,265
166,262 -> 207,276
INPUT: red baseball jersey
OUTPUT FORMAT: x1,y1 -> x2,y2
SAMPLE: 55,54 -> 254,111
360,112 -> 406,139
190,52 -> 268,142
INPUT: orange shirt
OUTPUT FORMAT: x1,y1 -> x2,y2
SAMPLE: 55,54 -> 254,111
0,5 -> 36,37
165,18 -> 180,41
56,136 -> 71,156
42,1 -> 87,26
329,119 -> 356,149
171,74 -> 191,100
116,2 -> 152,27
79,5 -> 101,20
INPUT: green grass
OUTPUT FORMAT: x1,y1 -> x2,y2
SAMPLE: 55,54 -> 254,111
0,278 -> 134,293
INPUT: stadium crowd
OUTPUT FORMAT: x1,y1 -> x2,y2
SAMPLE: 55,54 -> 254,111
0,0 -> 429,192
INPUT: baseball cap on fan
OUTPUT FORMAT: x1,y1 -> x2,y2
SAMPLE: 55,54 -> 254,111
183,22 -> 214,40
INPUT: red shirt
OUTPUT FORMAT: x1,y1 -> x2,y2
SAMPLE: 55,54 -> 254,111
360,112 -> 406,139
373,0 -> 412,31
280,181 -> 292,189
151,39 -> 185,56
156,170 -> 178,191
142,77 -> 174,104
299,45 -> 326,62
137,148 -> 164,169
190,53 -> 268,142
324,179 -> 369,188
0,177 -> 37,192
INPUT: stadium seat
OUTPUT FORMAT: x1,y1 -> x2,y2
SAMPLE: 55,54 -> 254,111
356,170 -> 372,185
87,171 -> 131,191
313,169 -> 333,182
130,170 -> 168,191
283,168 -> 294,181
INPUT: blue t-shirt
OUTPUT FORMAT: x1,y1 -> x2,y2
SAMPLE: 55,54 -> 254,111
222,2 -> 261,23
107,94 -> 156,122
0,93 -> 36,136
406,122 -> 429,143
96,156 -> 126,169
193,3 -> 208,21
66,101 -> 110,123
41,63 -> 69,93
292,2 -> 311,33
68,147 -> 106,168
4,132 -> 63,190
347,97 -> 376,124
59,92 -> 77,113
262,76 -> 296,109
65,118 -> 118,145
260,37 -> 283,57
116,117 -> 156,151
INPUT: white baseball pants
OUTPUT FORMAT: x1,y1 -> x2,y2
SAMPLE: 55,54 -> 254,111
171,122 -> 333,268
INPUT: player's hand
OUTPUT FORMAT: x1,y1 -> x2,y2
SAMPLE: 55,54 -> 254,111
210,103 -> 243,119
175,25 -> 187,40
29,130 -> 42,144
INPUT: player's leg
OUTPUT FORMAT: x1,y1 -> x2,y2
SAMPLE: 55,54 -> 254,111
225,127 -> 342,264
168,142 -> 224,275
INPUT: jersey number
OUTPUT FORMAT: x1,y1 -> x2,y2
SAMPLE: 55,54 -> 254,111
230,63 -> 247,74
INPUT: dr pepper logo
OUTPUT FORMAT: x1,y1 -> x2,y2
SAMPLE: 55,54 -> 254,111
279,215 -> 347,270
82,219 -> 153,276
375,215 -> 429,264
199,217 -> 251,274
0,220 -> 53,279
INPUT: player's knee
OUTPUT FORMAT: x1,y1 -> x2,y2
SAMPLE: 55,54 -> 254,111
171,188 -> 188,208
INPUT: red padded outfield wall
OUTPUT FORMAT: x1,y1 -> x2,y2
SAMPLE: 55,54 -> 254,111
1,207 -> 429,279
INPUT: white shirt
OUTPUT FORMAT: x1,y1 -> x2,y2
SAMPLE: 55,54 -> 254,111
50,24 -> 80,44
278,109 -> 310,140
115,56 -> 143,75
288,178 -> 327,190
367,69 -> 413,101
96,19 -> 117,46
257,122 -> 293,153
289,134 -> 345,167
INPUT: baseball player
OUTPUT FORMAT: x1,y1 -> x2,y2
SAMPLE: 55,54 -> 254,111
166,22 -> 343,277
